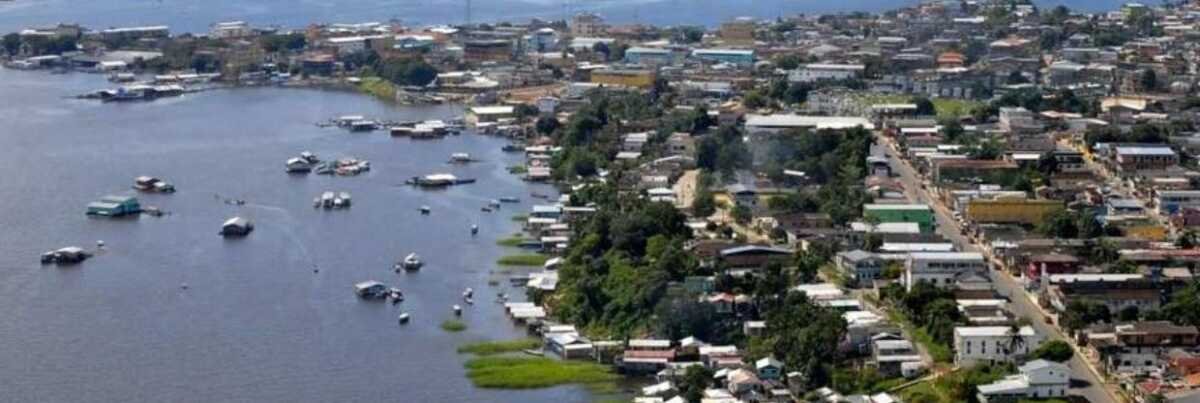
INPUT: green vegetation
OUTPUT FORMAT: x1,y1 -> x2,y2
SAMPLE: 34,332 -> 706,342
497,254 -> 550,266
496,236 -> 527,247
507,165 -> 528,174
357,76 -> 396,101
747,292 -> 848,389
457,339 -> 541,356
510,214 -> 528,222
441,319 -> 467,332
1030,340 -> 1074,362
761,127 -> 873,224
259,33 -> 306,53
832,366 -> 907,395
463,356 -> 619,390
897,364 -> 1013,403
879,283 -> 961,363
931,98 -> 983,120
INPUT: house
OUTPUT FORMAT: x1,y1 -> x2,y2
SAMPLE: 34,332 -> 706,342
958,299 -> 1014,325
1114,146 -> 1178,172
86,195 -> 141,217
953,326 -> 1043,366
905,252 -> 987,291
1025,254 -> 1082,283
744,114 -> 873,134
863,204 -> 936,233
788,63 -> 865,83
462,40 -> 513,63
465,105 -> 516,126
726,368 -> 762,396
691,49 -> 755,66
1085,321 -> 1200,376
836,250 -> 905,286
755,357 -> 783,380
624,47 -> 676,66
546,332 -> 595,359
976,359 -> 1070,403
719,245 -> 793,273
1042,274 -> 1161,315
591,69 -> 656,89
871,338 -> 923,378
966,198 -> 1064,225
726,183 -> 757,207
1156,190 -> 1200,215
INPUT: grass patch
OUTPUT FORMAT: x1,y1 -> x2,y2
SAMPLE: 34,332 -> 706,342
457,339 -> 541,356
510,214 -> 528,222
464,356 -> 619,390
357,76 -> 396,101
508,165 -> 528,174
932,98 -> 983,119
441,319 -> 467,332
496,235 -> 527,247
498,254 -> 548,266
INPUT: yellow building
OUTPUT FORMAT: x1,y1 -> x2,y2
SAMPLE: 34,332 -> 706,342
590,69 -> 656,89
1122,224 -> 1167,241
966,198 -> 1064,225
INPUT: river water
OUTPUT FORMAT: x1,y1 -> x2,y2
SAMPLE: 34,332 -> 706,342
0,0 -> 1158,34
0,68 -> 585,402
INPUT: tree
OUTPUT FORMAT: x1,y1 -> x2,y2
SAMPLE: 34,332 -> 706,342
1030,340 -> 1074,362
680,365 -> 714,403
1177,230 -> 1199,249
743,90 -> 768,109
535,116 -> 560,135
732,205 -> 752,224
1061,299 -> 1111,333
751,293 -> 847,388
1037,210 -> 1079,238
693,189 -> 716,217
1140,69 -> 1158,92
1119,305 -> 1140,322
912,96 -> 936,116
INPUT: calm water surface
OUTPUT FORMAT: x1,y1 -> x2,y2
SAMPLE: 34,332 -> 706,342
0,0 -> 1148,34
0,68 -> 585,402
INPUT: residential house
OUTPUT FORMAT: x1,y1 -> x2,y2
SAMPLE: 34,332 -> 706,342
976,359 -> 1070,403
905,252 -> 988,291
1085,321 -> 1200,376
863,204 -> 936,233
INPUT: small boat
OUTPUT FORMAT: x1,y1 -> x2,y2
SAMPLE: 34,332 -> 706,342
463,288 -> 474,299
453,305 -> 462,316
522,349 -> 545,356
488,199 -> 502,208
142,206 -> 164,217
501,144 -> 523,152
465,297 -> 474,305
420,206 -> 431,215
338,192 -> 352,207
398,313 -> 410,324
471,225 -> 479,236
321,191 -> 335,208
449,153 -> 471,163
499,197 -> 520,203
481,206 -> 493,212
400,253 -> 423,271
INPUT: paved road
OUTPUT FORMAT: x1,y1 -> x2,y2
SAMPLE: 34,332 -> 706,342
873,138 -> 1118,403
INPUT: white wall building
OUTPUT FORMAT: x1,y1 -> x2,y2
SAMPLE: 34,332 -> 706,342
976,360 -> 1069,403
904,252 -> 987,291
788,63 -> 865,83
953,326 -> 1044,366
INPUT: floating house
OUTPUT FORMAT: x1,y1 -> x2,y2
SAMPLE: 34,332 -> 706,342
220,216 -> 254,237
86,195 -> 141,217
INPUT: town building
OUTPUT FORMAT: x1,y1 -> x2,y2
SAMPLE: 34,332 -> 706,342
905,252 -> 988,291
788,64 -> 865,83
1085,321 -> 1200,376
976,360 -> 1070,402
953,325 -> 1043,366
863,204 -> 936,233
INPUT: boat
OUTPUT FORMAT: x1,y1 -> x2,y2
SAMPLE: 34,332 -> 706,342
142,206 -> 164,217
348,120 -> 378,132
400,253 -> 423,271
40,246 -> 91,265
220,216 -> 254,237
353,280 -> 388,299
488,199 -> 502,208
453,305 -> 462,316
321,191 -> 335,208
499,197 -> 521,203
481,206 -> 493,212
133,176 -> 175,193
398,313 -> 410,324
449,153 -> 471,163
501,144 -> 523,152
463,288 -> 474,298
338,192 -> 352,207
465,297 -> 474,305
522,349 -> 545,356
471,225 -> 478,236
420,206 -> 431,214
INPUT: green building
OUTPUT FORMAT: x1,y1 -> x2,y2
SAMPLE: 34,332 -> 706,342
863,204 -> 936,232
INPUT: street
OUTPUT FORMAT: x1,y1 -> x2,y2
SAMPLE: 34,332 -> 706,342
872,137 -> 1118,403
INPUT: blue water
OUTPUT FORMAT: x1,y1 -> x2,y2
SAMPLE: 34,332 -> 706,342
0,68 -> 588,402
0,0 -> 1158,34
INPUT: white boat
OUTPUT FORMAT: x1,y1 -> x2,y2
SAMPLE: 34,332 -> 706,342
338,192 -> 352,207
471,225 -> 478,235
401,253 -> 423,271
321,191 -> 335,208
420,205 -> 431,214
453,305 -> 462,316
450,153 -> 471,163
398,313 -> 410,324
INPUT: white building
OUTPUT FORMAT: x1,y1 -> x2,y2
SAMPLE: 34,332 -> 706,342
904,252 -> 987,291
953,326 -> 1044,366
744,114 -> 873,134
976,360 -> 1069,403
788,63 -> 865,83
211,21 -> 251,38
